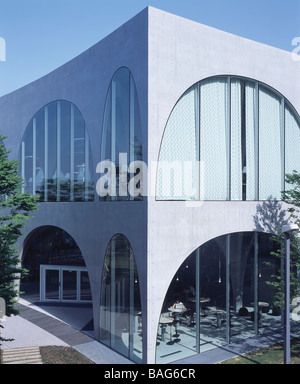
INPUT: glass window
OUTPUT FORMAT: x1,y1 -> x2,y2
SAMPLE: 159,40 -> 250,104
200,78 -> 228,200
258,87 -> 282,200
100,67 -> 143,201
156,232 -> 281,364
156,76 -> 300,202
229,232 -> 256,343
21,226 -> 89,301
22,121 -> 33,195
114,67 -> 130,161
100,234 -> 143,363
47,102 -> 57,201
230,79 -> 243,200
19,100 -> 94,202
74,105 -> 86,201
59,101 -> 71,201
285,106 -> 300,191
245,81 -> 257,200
34,109 -> 45,198
157,85 -> 198,200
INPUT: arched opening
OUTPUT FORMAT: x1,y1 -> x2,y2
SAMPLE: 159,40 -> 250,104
21,226 -> 92,304
156,76 -> 300,201
156,231 -> 284,364
19,100 -> 94,202
99,234 -> 143,363
100,67 -> 143,201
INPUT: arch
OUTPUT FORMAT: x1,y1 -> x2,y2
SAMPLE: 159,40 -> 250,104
21,225 -> 92,303
155,231 -> 284,364
156,75 -> 300,201
100,67 -> 143,201
99,233 -> 143,363
18,100 -> 94,202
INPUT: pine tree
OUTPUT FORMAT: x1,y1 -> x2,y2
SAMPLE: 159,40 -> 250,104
0,134 -> 38,347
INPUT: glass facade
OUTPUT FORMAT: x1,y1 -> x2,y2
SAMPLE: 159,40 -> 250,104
19,100 -> 94,202
100,67 -> 143,201
100,234 -> 143,363
157,76 -> 300,201
156,232 -> 284,364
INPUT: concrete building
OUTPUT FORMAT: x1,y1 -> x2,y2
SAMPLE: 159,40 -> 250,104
0,7 -> 299,364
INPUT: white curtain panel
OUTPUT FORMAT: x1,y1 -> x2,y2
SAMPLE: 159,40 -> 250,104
157,84 -> 198,200
200,78 -> 228,200
258,87 -> 282,200
230,79 -> 242,200
285,106 -> 300,190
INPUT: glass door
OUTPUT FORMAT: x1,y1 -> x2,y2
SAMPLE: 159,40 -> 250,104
45,268 -> 60,301
80,270 -> 92,301
62,270 -> 78,301
40,265 -> 92,303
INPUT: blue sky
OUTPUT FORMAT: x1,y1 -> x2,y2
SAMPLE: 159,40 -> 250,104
0,0 -> 299,97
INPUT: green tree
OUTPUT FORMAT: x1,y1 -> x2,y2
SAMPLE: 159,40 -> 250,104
0,135 -> 38,347
263,171 -> 300,312
282,171 -> 300,212
281,171 -> 300,305
265,228 -> 300,313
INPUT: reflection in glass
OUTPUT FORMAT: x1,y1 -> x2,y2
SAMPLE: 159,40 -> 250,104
100,67 -> 143,201
63,270 -> 77,301
45,270 -> 60,300
229,232 -> 255,343
19,100 -> 94,202
100,234 -> 143,363
156,232 -> 281,364
80,271 -> 92,301
199,236 -> 227,351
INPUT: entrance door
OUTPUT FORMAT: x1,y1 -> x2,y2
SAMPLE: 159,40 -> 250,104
40,265 -> 92,303
45,269 -> 60,300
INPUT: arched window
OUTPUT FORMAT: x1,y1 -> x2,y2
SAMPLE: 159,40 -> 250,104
156,76 -> 300,201
156,232 -> 282,364
100,234 -> 142,363
100,67 -> 143,201
21,226 -> 92,303
19,100 -> 94,202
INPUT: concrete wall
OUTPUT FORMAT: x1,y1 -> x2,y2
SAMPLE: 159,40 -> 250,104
0,7 -> 149,362
1,5 -> 300,364
147,7 -> 300,363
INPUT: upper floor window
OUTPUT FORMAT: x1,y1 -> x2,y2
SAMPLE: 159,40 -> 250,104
19,100 -> 94,202
156,76 -> 300,201
100,67 -> 143,201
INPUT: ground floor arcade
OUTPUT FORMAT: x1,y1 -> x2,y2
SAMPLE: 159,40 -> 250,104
20,227 -> 296,364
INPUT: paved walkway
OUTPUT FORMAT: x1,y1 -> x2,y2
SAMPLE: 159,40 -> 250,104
2,300 -> 300,364
17,303 -> 93,347
1,301 -> 132,364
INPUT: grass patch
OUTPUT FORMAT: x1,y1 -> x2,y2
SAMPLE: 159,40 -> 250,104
40,346 -> 95,364
221,337 -> 300,364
